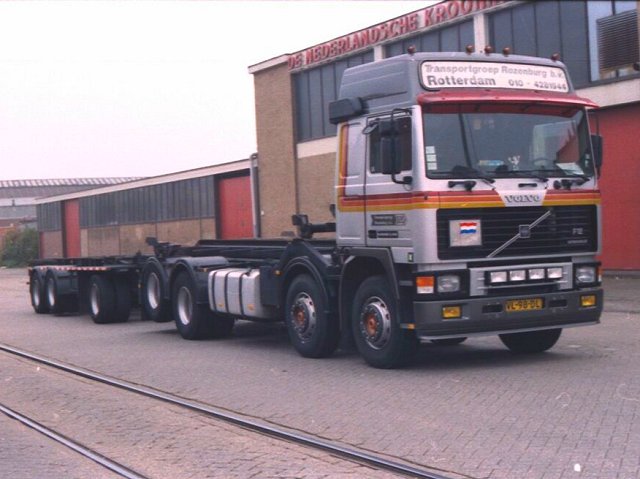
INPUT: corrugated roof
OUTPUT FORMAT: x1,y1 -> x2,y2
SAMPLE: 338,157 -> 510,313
0,178 -> 143,200
0,178 -> 142,188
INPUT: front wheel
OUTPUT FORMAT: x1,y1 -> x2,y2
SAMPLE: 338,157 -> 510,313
499,328 -> 562,354
351,276 -> 417,369
285,274 -> 339,358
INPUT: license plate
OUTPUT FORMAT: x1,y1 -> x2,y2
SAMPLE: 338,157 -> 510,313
505,298 -> 544,312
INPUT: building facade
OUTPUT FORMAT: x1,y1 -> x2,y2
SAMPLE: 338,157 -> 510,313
249,0 -> 640,270
36,160 -> 253,258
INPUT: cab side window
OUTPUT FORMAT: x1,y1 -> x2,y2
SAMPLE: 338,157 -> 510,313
368,116 -> 412,174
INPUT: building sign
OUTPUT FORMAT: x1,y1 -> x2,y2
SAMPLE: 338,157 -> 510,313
421,61 -> 569,92
288,0 -> 507,70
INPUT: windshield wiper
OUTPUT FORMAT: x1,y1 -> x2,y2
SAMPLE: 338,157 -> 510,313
553,173 -> 590,190
449,165 -> 496,190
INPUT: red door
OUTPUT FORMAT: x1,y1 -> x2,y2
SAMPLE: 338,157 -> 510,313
217,175 -> 253,239
63,200 -> 81,258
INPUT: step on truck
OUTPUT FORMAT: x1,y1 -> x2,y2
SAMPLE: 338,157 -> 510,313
29,50 -> 604,368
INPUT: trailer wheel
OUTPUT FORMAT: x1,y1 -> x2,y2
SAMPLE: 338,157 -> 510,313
30,272 -> 49,314
45,271 -> 77,314
172,271 -> 234,340
431,337 -> 467,346
88,275 -> 131,324
285,274 -> 339,358
351,275 -> 417,369
499,328 -> 562,354
141,264 -> 171,322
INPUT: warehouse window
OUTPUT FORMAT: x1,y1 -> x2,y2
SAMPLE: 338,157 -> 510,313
589,1 -> 638,82
37,203 -> 62,232
488,1 -> 590,88
294,50 -> 374,142
79,176 -> 217,228
385,21 -> 474,57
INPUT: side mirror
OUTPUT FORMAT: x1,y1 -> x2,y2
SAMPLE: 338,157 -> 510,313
591,134 -> 603,173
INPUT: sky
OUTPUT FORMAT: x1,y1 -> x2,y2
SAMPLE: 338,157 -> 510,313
0,1 -> 432,181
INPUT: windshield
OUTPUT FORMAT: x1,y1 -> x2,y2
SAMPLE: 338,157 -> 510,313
423,109 -> 594,179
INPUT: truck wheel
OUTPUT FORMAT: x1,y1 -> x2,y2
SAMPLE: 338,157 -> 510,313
45,271 -> 77,314
499,328 -> 562,354
285,274 -> 339,358
89,275 -> 131,324
431,337 -> 467,346
351,275 -> 417,369
172,271 -> 234,340
141,264 -> 171,322
30,272 -> 49,314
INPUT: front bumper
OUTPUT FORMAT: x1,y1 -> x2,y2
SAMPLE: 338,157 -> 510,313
412,287 -> 603,340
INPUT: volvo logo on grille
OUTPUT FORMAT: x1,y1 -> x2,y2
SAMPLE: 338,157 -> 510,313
519,225 -> 532,238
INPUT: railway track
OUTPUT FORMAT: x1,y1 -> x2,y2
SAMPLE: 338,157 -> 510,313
0,343 -> 458,479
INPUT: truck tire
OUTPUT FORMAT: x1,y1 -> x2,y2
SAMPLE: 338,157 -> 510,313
88,275 -> 131,324
499,328 -> 562,354
30,272 -> 49,314
285,274 -> 340,358
351,275 -> 417,369
141,264 -> 171,322
45,271 -> 77,314
172,271 -> 234,340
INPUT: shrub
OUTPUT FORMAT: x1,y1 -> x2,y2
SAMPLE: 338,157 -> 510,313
1,228 -> 39,267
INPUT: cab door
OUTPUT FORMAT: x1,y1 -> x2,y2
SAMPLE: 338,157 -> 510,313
364,113 -> 414,248
336,121 -> 367,246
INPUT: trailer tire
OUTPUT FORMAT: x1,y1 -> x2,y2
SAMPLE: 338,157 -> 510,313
285,274 -> 339,359
172,271 -> 234,340
141,264 -> 171,323
499,328 -> 562,354
351,275 -> 417,369
88,275 -> 131,324
30,272 -> 49,314
45,271 -> 77,314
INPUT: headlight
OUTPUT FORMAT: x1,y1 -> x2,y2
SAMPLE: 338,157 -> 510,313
437,274 -> 461,293
576,266 -> 596,284
488,271 -> 508,284
547,267 -> 563,279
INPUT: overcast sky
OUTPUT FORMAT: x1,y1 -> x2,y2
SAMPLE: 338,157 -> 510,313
0,1 -> 431,181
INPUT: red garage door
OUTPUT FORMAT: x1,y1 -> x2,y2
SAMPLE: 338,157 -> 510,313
596,104 -> 640,270
217,175 -> 253,239
63,199 -> 81,258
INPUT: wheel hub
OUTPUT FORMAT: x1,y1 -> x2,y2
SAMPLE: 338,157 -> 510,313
290,293 -> 316,341
47,278 -> 56,308
146,272 -> 161,310
177,286 -> 193,326
90,283 -> 100,316
359,298 -> 391,350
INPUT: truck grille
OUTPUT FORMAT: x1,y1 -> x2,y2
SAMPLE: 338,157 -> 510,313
437,206 -> 597,260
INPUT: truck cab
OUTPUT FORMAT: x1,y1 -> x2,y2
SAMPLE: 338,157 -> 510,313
330,52 -> 603,367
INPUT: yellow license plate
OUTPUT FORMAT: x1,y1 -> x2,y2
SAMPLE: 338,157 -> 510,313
505,298 -> 544,312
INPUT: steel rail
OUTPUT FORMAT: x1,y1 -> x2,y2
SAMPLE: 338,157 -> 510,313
0,402 -> 147,479
0,343 -> 457,479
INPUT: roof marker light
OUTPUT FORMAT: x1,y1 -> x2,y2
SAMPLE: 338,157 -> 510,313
502,47 -> 511,56
465,44 -> 474,54
551,53 -> 560,61
484,45 -> 494,55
